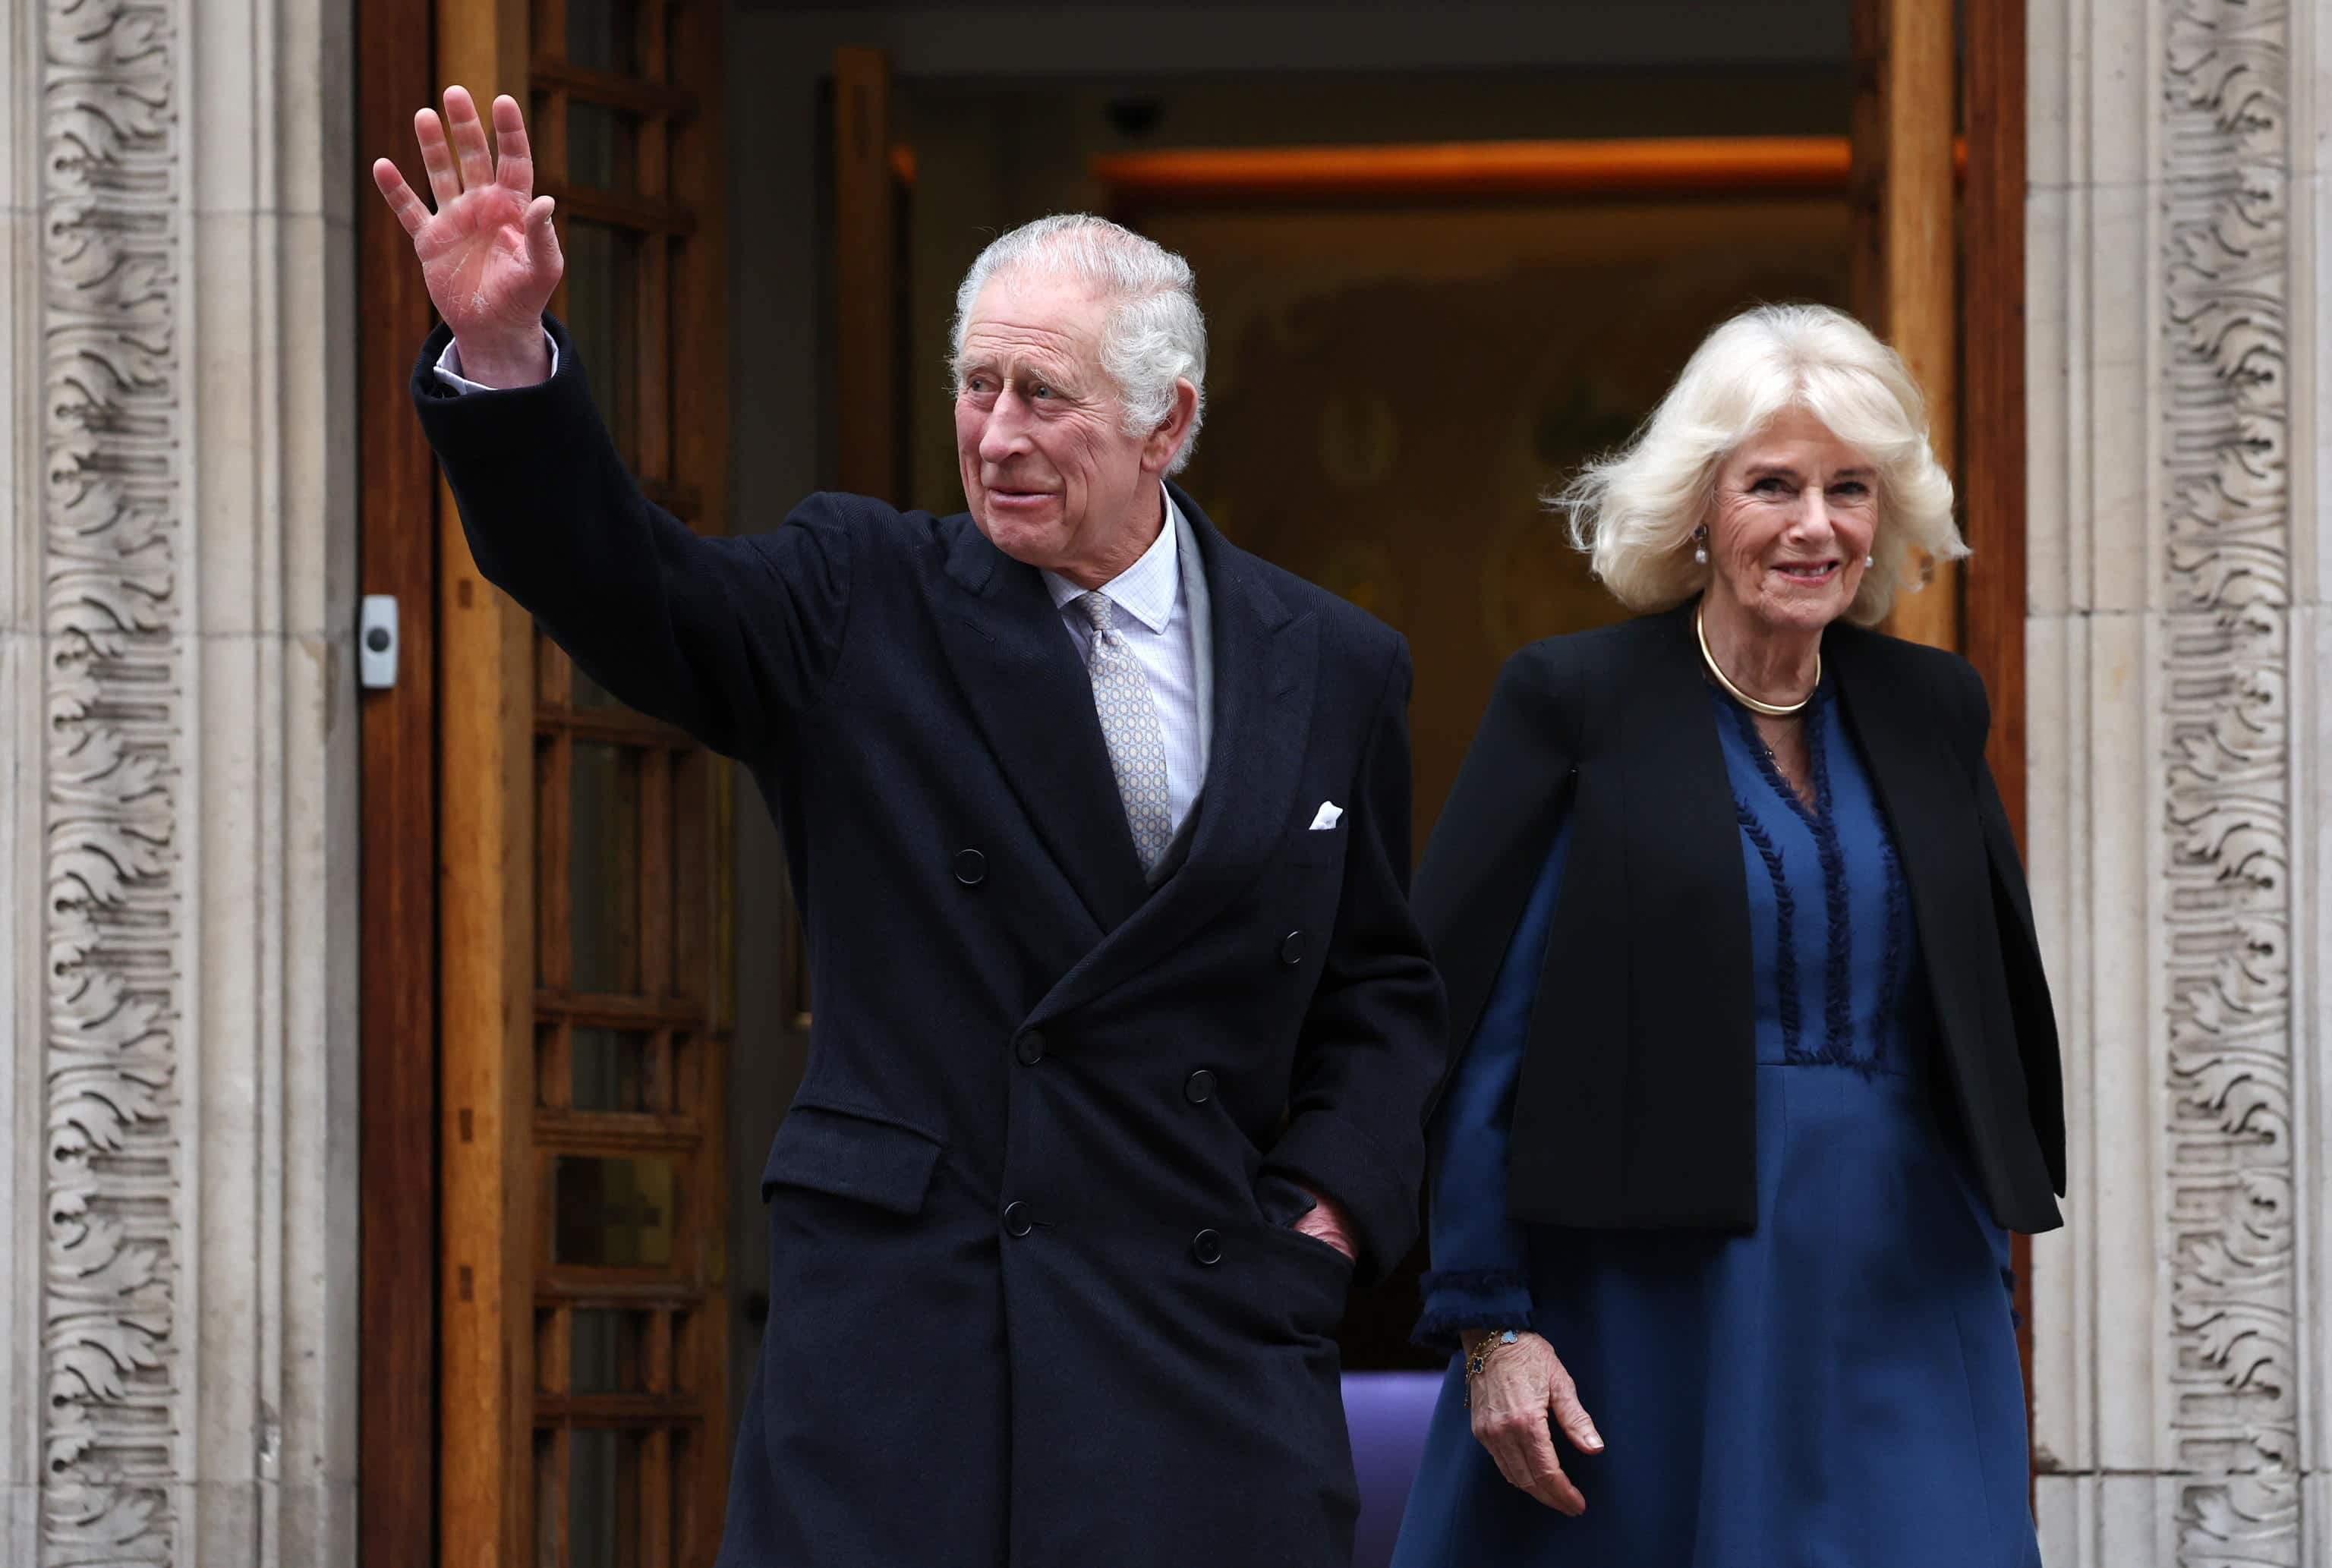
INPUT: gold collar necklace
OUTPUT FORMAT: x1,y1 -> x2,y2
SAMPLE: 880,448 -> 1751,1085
1695,600 -> 1817,718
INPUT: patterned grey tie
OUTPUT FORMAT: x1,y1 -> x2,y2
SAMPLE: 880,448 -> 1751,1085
1075,591 -> 1175,870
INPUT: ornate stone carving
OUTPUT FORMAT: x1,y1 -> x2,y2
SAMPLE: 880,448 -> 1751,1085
39,0 -> 183,1561
2161,1 -> 2298,1560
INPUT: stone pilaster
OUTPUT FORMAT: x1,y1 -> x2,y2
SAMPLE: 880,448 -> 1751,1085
2027,0 -> 2321,1560
0,0 -> 360,1560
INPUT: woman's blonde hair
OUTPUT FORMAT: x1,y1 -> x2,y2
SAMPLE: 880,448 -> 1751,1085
1549,303 -> 1962,627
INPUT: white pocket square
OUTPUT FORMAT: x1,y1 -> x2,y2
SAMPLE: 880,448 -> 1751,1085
1308,801 -> 1344,831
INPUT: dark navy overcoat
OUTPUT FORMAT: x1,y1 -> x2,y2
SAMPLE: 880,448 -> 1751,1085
414,320 -> 1447,1568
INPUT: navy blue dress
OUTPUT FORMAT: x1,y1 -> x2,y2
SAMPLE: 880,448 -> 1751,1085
1391,685 -> 2041,1567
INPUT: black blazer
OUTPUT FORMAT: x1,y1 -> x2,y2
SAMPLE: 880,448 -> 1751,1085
1413,603 -> 2066,1236
412,319 -> 1445,1568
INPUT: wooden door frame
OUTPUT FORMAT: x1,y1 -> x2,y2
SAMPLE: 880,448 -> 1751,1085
356,0 -> 443,1562
1959,0 -> 2031,1403
358,2 -> 546,1563
361,2 -> 739,1561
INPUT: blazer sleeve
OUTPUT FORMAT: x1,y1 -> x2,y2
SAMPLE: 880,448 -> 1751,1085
1412,816 -> 1569,1351
1959,662 -> 2069,1196
1412,644 -> 1577,1089
412,316 -> 859,760
1256,639 -> 1450,1286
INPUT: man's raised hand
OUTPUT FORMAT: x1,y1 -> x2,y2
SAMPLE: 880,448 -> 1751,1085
372,87 -> 561,389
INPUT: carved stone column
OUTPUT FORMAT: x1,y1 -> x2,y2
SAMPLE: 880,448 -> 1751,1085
1,0 -> 360,1561
2026,0 -> 2321,1561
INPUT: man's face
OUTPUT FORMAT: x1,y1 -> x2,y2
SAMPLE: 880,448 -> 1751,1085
953,272 -> 1158,581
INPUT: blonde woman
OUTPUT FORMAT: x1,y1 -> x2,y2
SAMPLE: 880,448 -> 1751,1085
1392,305 -> 2059,1567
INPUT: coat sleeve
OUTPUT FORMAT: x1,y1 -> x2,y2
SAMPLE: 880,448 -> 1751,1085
1256,640 -> 1450,1286
1411,817 -> 1569,1352
1958,660 -> 2069,1197
412,316 -> 860,760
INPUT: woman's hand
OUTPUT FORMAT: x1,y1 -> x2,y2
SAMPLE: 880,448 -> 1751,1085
371,87 -> 562,388
1463,1329 -> 1604,1516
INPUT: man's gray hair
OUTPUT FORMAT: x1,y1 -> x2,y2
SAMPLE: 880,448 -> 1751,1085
950,214 -> 1208,474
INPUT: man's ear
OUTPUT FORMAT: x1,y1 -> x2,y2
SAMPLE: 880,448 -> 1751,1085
1142,378 -> 1201,474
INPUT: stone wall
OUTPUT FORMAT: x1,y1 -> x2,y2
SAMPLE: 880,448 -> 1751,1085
2026,0 -> 2328,1560
0,0 -> 361,1561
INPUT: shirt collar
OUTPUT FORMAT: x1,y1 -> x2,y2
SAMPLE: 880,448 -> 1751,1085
1042,486 -> 1182,634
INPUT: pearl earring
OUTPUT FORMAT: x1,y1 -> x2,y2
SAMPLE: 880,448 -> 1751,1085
1692,526 -> 1710,566
1864,553 -> 1876,568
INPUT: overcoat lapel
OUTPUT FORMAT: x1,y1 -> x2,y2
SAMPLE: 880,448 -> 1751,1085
930,520 -> 1150,935
1028,490 -> 1317,1025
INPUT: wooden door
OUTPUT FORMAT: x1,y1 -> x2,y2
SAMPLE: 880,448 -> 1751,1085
832,46 -> 914,503
433,0 -> 733,1563
1851,0 -> 1961,652
1852,0 -> 2037,1437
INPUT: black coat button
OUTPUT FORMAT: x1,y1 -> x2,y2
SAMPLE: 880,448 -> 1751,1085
1016,1031 -> 1046,1066
1190,1228 -> 1224,1265
1183,1069 -> 1216,1104
1004,1201 -> 1033,1238
953,849 -> 988,886
1279,930 -> 1307,966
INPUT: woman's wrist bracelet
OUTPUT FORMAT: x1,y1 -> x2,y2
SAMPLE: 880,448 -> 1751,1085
1465,1327 -> 1524,1380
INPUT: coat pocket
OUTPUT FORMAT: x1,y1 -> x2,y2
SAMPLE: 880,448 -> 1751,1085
759,1102 -> 944,1214
1290,822 -> 1347,868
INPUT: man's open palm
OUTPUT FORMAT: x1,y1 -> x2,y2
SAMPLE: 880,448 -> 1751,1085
372,87 -> 560,387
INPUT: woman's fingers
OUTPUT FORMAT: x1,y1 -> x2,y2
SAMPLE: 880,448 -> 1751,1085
1485,1419 -> 1584,1515
491,95 -> 535,203
414,108 -> 460,207
1467,1335 -> 1593,1516
1524,1450 -> 1589,1516
443,87 -> 496,194
1547,1374 -> 1606,1455
372,159 -> 431,238
1481,1437 -> 1533,1494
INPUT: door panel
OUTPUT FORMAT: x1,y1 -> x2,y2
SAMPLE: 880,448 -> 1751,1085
436,0 -> 731,1563
357,0 -> 443,1557
1853,0 -> 1960,650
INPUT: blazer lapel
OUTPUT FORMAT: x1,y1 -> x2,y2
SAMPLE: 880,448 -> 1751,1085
1028,491 -> 1318,1024
930,517 -> 1150,934
1827,625 -> 1992,1015
1621,601 -> 1758,1009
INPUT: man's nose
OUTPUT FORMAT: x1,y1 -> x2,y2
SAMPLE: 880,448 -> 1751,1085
978,390 -> 1032,463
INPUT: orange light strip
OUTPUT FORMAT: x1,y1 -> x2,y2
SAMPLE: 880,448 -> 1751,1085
1095,135 -> 1864,208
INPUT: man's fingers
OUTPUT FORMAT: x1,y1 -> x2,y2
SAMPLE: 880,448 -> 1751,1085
414,109 -> 461,207
443,86 -> 495,194
1549,1381 -> 1606,1455
523,196 -> 563,282
491,95 -> 535,203
372,159 -> 432,238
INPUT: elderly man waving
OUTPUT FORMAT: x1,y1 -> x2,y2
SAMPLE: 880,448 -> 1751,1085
375,88 -> 1445,1568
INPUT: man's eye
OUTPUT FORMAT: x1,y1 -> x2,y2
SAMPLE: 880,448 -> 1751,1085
1031,383 -> 1054,398
963,376 -> 988,394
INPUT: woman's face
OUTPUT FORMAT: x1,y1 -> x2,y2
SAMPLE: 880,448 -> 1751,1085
1704,407 -> 1880,636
